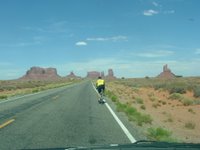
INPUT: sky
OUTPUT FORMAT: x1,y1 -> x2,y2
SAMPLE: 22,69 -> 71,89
0,0 -> 200,80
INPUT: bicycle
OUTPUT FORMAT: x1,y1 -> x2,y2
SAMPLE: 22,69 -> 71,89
98,88 -> 106,104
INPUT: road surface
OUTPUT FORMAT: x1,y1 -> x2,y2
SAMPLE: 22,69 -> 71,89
0,81 -> 144,149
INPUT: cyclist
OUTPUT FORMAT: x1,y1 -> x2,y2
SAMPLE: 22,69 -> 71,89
96,76 -> 105,94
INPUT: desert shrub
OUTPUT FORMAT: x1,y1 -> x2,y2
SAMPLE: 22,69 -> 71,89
136,114 -> 152,126
0,86 -> 4,92
105,90 -> 118,102
193,99 -> 200,105
111,95 -> 118,102
105,90 -> 113,97
185,122 -> 195,129
116,101 -> 152,126
135,97 -> 144,104
188,108 -> 195,114
167,117 -> 173,122
132,87 -> 140,93
149,96 -> 157,102
152,103 -> 158,108
154,84 -> 166,90
140,105 -> 146,110
0,95 -> 8,99
181,98 -> 193,106
193,87 -> 200,98
168,93 -> 183,100
147,127 -> 173,142
169,93 -> 193,106
32,89 -> 39,93
169,86 -> 186,94
124,106 -> 137,115
0,85 -> 17,91
148,92 -> 154,97
116,102 -> 127,112
40,87 -> 46,91
153,81 -> 188,95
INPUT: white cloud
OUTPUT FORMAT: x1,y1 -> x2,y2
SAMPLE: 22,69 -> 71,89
21,21 -> 69,33
86,36 -> 128,42
164,10 -> 175,14
143,1 -> 175,16
138,50 -> 174,58
143,9 -> 159,16
75,41 -> 87,46
152,1 -> 159,7
195,49 -> 200,54
87,37 -> 106,41
0,41 -> 40,47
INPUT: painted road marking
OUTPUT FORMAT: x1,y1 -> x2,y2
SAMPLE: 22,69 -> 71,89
105,103 -> 136,143
0,119 -> 15,129
91,82 -> 136,143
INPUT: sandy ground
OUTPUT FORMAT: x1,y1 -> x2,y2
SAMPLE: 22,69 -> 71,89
107,82 -> 200,143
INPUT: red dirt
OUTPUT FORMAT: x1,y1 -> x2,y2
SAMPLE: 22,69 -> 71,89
107,82 -> 200,143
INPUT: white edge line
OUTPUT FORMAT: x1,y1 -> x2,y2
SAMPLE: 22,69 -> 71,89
105,103 -> 136,143
91,82 -> 136,143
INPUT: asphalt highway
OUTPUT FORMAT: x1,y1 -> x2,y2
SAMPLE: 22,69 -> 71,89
0,81 -> 144,149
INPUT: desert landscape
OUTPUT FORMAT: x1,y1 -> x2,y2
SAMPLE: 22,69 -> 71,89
106,77 -> 200,143
1,66 -> 200,143
0,67 -> 81,100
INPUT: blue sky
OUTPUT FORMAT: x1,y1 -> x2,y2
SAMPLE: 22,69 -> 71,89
0,0 -> 200,79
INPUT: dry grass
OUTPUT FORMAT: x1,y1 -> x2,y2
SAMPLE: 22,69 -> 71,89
106,77 -> 200,143
185,122 -> 196,130
0,79 -> 79,100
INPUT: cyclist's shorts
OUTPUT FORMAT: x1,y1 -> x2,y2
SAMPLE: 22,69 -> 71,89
97,85 -> 105,93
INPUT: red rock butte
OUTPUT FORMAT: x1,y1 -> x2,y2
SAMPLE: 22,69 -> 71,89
106,69 -> 116,80
21,67 -> 61,80
20,67 -> 116,80
86,69 -> 116,79
157,64 -> 176,79
86,71 -> 101,79
66,71 -> 81,79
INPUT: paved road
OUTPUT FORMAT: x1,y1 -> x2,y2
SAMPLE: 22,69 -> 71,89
0,81 -> 140,149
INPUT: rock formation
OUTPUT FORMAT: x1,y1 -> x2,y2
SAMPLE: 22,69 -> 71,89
86,69 -> 116,79
157,64 -> 176,79
86,71 -> 101,79
105,69 -> 116,79
66,71 -> 81,79
21,67 -> 60,80
66,71 -> 76,78
20,67 -> 116,80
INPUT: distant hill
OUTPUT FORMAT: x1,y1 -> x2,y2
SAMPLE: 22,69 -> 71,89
20,67 -> 61,80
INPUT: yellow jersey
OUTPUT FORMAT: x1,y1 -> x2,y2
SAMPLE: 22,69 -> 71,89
96,79 -> 105,87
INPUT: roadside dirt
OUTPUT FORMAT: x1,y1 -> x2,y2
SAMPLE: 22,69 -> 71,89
107,82 -> 200,143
